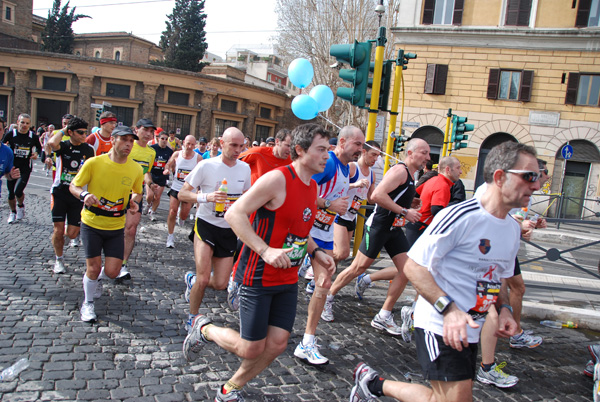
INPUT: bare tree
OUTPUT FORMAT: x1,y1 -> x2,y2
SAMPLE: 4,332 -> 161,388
275,0 -> 401,130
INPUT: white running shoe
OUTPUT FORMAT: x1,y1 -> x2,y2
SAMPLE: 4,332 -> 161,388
184,271 -> 195,303
16,206 -> 24,220
306,279 -> 315,294
148,209 -> 156,221
166,233 -> 175,248
509,330 -> 542,348
305,265 -> 314,280
476,362 -> 519,388
80,302 -> 97,322
297,254 -> 312,278
182,315 -> 212,362
400,305 -> 414,343
371,313 -> 402,336
69,237 -> 81,247
7,212 -> 16,224
227,276 -> 242,311
294,338 -> 328,365
117,265 -> 131,281
53,259 -> 66,274
321,296 -> 334,322
355,273 -> 371,300
350,362 -> 379,402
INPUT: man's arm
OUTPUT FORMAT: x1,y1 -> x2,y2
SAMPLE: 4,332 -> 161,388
371,164 -> 421,223
164,151 -> 179,174
496,279 -> 518,338
47,130 -> 65,152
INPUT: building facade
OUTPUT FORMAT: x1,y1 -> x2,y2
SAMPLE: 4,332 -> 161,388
388,0 -> 600,218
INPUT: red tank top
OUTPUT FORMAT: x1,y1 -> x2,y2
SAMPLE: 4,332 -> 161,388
234,165 -> 317,287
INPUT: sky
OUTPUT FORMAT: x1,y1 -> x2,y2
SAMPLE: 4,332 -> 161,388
32,0 -> 279,58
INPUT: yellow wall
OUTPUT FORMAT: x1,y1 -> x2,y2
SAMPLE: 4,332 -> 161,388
536,0 -> 579,28
462,0 -> 503,26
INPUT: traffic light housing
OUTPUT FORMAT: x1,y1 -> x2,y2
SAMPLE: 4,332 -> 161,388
393,132 -> 409,153
366,60 -> 393,111
398,49 -> 417,70
95,109 -> 102,121
330,40 -> 373,106
451,115 -> 474,151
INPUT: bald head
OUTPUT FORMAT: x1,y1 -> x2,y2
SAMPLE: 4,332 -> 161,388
339,125 -> 363,141
405,138 -> 430,171
406,138 -> 428,153
222,127 -> 244,142
439,156 -> 462,182
221,127 -> 245,162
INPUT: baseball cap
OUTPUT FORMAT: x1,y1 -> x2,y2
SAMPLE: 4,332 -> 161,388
266,137 -> 275,144
112,126 -> 139,140
329,138 -> 338,146
252,141 -> 259,146
155,127 -> 164,135
136,118 -> 156,129
198,136 -> 208,144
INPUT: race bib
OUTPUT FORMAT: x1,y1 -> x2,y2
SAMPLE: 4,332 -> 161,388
176,168 -> 191,182
348,195 -> 362,215
14,147 -> 30,158
313,208 -> 336,232
283,234 -> 309,267
392,214 -> 407,228
215,194 -> 241,218
60,172 -> 76,184
468,280 -> 501,319
98,197 -> 125,212
154,160 -> 166,168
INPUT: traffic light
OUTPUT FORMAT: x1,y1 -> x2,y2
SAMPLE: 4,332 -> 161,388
330,40 -> 373,106
451,115 -> 474,151
393,132 -> 409,153
398,49 -> 417,70
95,109 -> 102,121
366,60 -> 393,111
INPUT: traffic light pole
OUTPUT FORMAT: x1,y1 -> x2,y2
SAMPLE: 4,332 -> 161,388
442,108 -> 452,157
383,51 -> 405,173
365,27 -> 387,142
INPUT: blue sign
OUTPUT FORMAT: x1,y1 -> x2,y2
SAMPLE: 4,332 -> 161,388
561,144 -> 573,160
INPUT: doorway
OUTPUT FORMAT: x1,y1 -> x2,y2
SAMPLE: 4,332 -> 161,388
474,133 -> 518,189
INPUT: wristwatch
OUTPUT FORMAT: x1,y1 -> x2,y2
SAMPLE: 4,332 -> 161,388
324,199 -> 331,209
433,295 -> 454,315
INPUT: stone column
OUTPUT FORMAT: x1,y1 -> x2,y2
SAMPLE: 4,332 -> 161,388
244,101 -> 259,139
142,83 -> 159,122
199,92 -> 216,138
77,75 -> 94,124
11,68 -> 30,122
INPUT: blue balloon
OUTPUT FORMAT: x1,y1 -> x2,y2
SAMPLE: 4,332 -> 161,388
288,58 -> 314,89
309,85 -> 334,112
292,95 -> 319,120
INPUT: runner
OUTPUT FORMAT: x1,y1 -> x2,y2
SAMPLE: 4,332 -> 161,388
3,113 -> 40,223
119,118 -> 156,281
182,123 -> 334,402
239,128 -> 292,184
69,126 -> 144,322
323,139 -> 429,332
165,135 -> 202,248
47,117 -> 95,274
86,111 -> 117,156
167,130 -> 181,151
348,141 -> 539,402
146,130 -> 174,221
294,125 -> 365,365
178,127 -> 251,331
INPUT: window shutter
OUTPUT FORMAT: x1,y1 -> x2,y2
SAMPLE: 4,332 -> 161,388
434,65 -> 448,94
517,0 -> 532,26
505,0 -> 519,25
576,0 -> 592,27
423,0 -> 435,24
453,0 -> 464,25
565,73 -> 580,105
519,70 -> 534,102
424,64 -> 436,94
487,69 -> 500,99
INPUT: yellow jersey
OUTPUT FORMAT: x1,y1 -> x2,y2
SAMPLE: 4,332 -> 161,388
72,154 -> 144,230
129,142 -> 156,174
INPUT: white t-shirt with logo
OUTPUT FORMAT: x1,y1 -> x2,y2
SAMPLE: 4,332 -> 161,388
185,156 -> 251,228
408,197 -> 520,343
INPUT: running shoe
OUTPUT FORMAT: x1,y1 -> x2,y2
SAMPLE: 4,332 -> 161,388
590,345 -> 600,363
476,362 -> 519,388
349,362 -> 379,402
306,279 -> 315,295
371,313 -> 402,336
69,236 -> 81,247
215,387 -> 245,402
53,259 -> 66,274
80,302 -> 97,322
166,234 -> 175,248
183,315 -> 212,362
117,264 -> 131,281
7,212 -> 16,224
16,206 -> 24,220
148,209 -> 156,221
355,273 -> 371,300
321,296 -> 335,322
594,363 -> 600,402
94,279 -> 103,300
297,254 -> 311,278
294,338 -> 329,365
509,330 -> 542,348
586,360 -> 595,378
184,315 -> 195,333
227,277 -> 241,311
184,271 -> 195,303
305,265 -> 314,280
400,305 -> 414,343
142,204 -> 150,215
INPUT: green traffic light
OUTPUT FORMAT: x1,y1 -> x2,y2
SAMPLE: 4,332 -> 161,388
330,41 -> 372,107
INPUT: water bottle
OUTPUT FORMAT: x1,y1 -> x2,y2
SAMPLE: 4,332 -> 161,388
540,320 -> 562,329
0,357 -> 29,381
514,207 -> 527,221
530,214 -> 539,225
215,178 -> 227,213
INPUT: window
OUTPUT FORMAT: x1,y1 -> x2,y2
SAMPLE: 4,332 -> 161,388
221,99 -> 238,113
259,107 -> 272,119
106,83 -> 131,99
576,0 -> 600,27
256,125 -> 271,140
168,91 -> 190,106
0,72 -> 5,86
95,51 -> 101,58
162,112 -> 192,137
505,0 -> 532,26
104,106 -> 134,127
75,51 -> 81,56
4,2 -> 15,24
214,119 -> 239,137
487,69 -> 533,101
422,0 -> 464,25
115,51 -> 121,61
424,64 -> 448,95
42,77 -> 67,91
565,73 -> 600,106
5,6 -> 12,21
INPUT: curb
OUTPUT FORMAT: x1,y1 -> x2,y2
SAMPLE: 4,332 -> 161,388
522,301 -> 600,331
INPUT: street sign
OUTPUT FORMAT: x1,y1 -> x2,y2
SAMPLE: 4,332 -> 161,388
102,101 -> 112,108
374,115 -> 384,143
561,144 -> 573,160
91,103 -> 103,109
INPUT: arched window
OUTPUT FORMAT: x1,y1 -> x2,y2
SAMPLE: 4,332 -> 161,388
474,132 -> 518,189
95,51 -> 100,58
115,51 -> 121,61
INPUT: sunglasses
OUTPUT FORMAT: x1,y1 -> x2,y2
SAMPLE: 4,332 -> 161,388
505,169 -> 539,182
74,129 -> 87,135
540,168 -> 548,175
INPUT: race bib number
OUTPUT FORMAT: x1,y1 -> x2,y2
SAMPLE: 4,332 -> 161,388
98,197 -> 125,212
14,147 -> 30,158
313,208 -> 336,232
392,214 -> 407,228
348,195 -> 363,215
60,172 -> 76,184
215,194 -> 241,218
283,234 -> 309,267
154,160 -> 166,168
468,280 -> 501,319
176,168 -> 191,182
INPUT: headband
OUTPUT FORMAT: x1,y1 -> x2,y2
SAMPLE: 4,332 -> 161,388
100,117 -> 117,125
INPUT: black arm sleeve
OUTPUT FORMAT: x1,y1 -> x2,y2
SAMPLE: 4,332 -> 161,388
431,205 -> 444,216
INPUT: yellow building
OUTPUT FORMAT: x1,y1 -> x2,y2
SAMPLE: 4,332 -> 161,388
389,0 -> 600,218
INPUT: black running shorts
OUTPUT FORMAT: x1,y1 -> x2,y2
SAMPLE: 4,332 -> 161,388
51,189 -> 83,225
358,224 -> 410,259
80,223 -> 125,260
334,216 -> 356,232
194,218 -> 237,258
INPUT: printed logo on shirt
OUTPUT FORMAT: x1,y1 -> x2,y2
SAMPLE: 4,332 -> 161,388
478,239 -> 491,254
302,207 -> 312,222
121,177 -> 133,186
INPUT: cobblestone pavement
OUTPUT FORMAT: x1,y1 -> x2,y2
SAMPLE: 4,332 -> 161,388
0,191 -> 599,401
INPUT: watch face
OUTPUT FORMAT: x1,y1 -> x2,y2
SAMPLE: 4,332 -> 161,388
435,300 -> 445,310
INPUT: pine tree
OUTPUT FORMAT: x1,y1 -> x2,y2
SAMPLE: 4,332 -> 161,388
42,0 -> 89,54
156,0 -> 208,72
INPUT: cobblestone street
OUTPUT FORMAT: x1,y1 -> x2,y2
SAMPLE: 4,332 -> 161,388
0,191 -> 598,401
